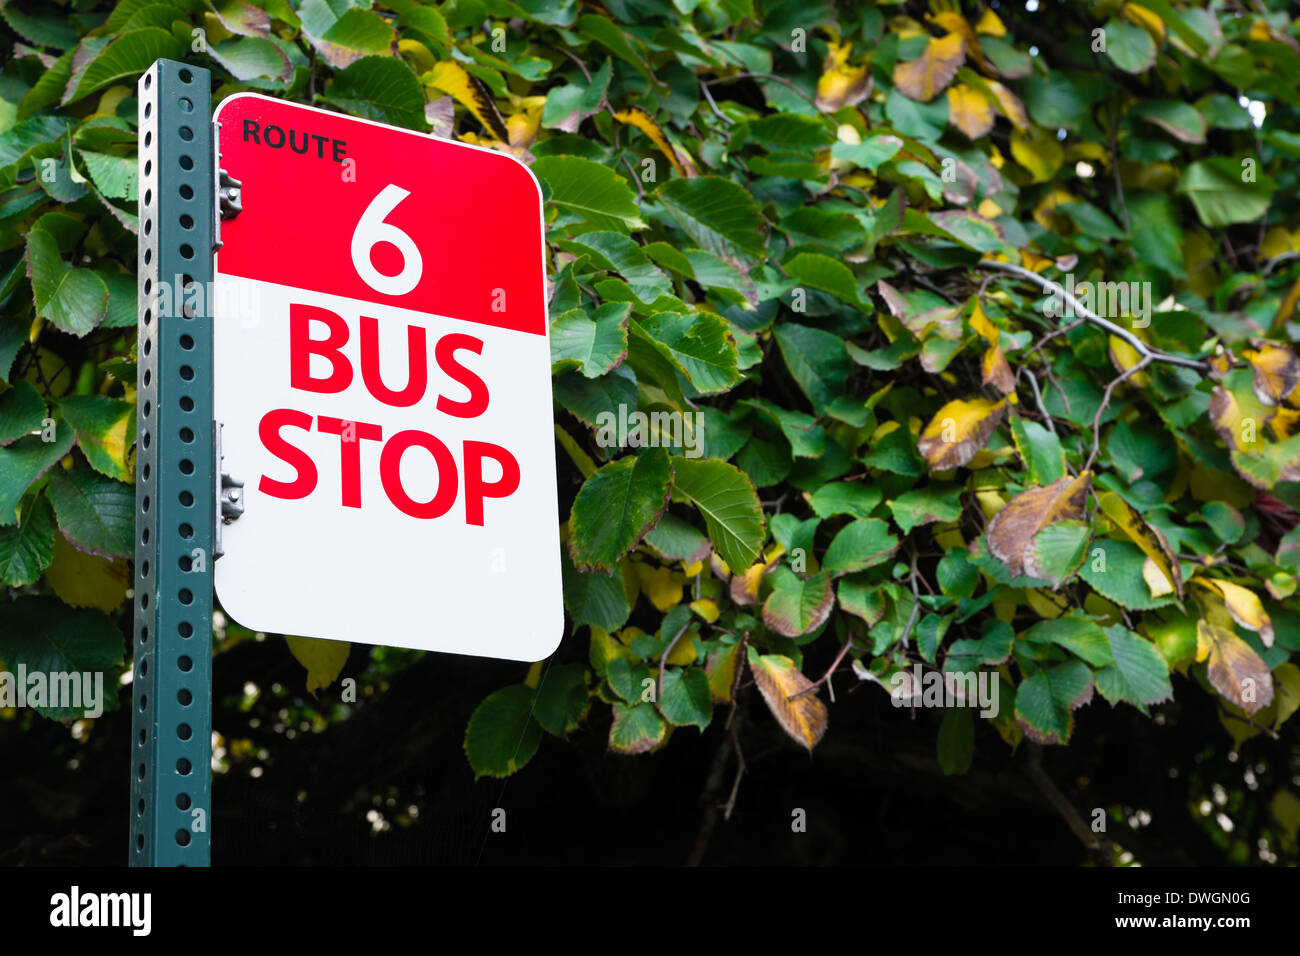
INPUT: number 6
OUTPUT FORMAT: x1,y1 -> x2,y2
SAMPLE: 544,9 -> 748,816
350,184 -> 423,296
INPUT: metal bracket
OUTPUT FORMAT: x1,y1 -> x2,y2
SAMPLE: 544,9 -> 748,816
211,121 -> 241,253
213,422 -> 243,560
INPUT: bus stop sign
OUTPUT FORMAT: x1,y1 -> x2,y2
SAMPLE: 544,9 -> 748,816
211,94 -> 562,662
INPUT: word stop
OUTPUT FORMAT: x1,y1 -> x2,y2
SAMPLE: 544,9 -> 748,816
257,303 -> 520,524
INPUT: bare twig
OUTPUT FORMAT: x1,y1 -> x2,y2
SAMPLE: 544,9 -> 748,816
977,260 -> 1208,370
1024,743 -> 1113,866
704,71 -> 820,110
1022,368 -> 1058,437
700,81 -> 733,125
789,635 -> 855,703
658,621 -> 692,700
1083,353 -> 1153,473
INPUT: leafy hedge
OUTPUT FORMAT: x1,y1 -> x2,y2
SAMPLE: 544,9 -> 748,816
2,1 -> 1300,802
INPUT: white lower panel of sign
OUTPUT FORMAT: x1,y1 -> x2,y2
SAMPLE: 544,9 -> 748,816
212,275 -> 563,661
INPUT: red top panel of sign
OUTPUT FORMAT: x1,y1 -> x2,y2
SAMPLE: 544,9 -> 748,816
214,94 -> 546,336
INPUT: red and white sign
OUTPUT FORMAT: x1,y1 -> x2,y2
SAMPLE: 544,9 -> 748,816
212,94 -> 562,661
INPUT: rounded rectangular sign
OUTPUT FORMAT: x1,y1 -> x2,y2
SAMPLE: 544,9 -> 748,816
211,93 -> 562,662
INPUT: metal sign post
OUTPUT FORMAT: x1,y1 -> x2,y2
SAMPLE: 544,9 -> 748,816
129,59 -> 216,866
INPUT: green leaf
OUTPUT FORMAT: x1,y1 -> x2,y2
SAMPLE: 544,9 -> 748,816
77,150 -> 136,201
762,567 -> 833,637
46,464 -> 133,558
1133,99 -> 1207,144
0,493 -> 56,586
1094,625 -> 1173,711
1025,519 -> 1090,588
0,381 -> 46,446
562,555 -> 632,632
810,481 -> 881,520
657,667 -> 712,729
464,684 -> 543,777
564,232 -> 672,304
636,311 -> 740,393
783,252 -> 862,307
1022,613 -> 1113,667
533,155 -> 643,232
0,430 -> 75,525
655,176 -> 766,267
550,303 -> 629,378
56,395 -> 133,482
322,56 -> 428,130
569,449 -> 672,571
642,512 -> 711,563
609,700 -> 668,754
937,706 -> 973,775
64,30 -> 183,104
25,230 -> 109,337
1104,18 -> 1156,73
669,456 -> 765,572
542,57 -> 611,127
823,518 -> 898,574
1010,415 -> 1067,485
888,484 -> 962,534
1014,660 -> 1093,745
773,324 -> 850,415
209,37 -> 293,83
533,662 -> 590,736
1079,537 -> 1178,610
0,596 -> 123,718
1177,157 -> 1277,228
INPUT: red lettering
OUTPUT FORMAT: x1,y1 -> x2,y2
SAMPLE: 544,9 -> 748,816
463,441 -> 519,526
258,408 -> 317,499
290,303 -> 352,393
434,333 -> 489,418
360,316 -> 427,407
317,416 -> 382,508
380,430 -> 458,520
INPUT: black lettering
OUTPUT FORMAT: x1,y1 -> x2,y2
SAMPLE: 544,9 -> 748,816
242,119 -> 260,144
264,124 -> 285,148
312,134 -> 329,159
332,139 -> 347,163
289,129 -> 310,154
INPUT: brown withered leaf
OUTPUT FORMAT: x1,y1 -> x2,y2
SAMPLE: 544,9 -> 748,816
987,472 -> 1092,577
1197,620 -> 1274,717
981,343 -> 1015,395
893,33 -> 965,103
917,396 -> 1007,471
748,647 -> 827,751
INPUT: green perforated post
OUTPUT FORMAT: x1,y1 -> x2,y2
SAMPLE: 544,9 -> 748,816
130,59 -> 215,867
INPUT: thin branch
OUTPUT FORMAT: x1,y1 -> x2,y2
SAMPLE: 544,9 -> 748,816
1022,368 -> 1058,436
789,635 -> 855,703
658,621 -> 692,701
1083,353 -> 1153,473
699,80 -> 733,125
704,71 -> 820,110
1024,743 -> 1113,866
977,260 -> 1208,370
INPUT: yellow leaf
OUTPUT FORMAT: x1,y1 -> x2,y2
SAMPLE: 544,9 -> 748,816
706,640 -> 740,703
987,472 -> 1091,577
1200,578 -> 1274,647
428,60 -> 508,141
505,94 -> 546,149
977,198 -> 1002,218
1123,3 -> 1166,45
635,562 -> 683,612
286,636 -> 351,695
1261,225 -> 1294,260
398,38 -> 436,74
689,598 -> 720,623
1143,556 -> 1174,598
1183,228 -> 1219,298
892,33 -> 965,103
1097,491 -> 1182,596
1107,334 -> 1150,387
748,649 -> 827,751
946,83 -> 995,138
987,80 -> 1028,130
815,41 -> 871,113
1209,385 -> 1272,454
917,396 -> 1007,470
928,11 -> 989,73
44,533 -> 128,612
981,344 -> 1015,395
975,7 -> 1007,36
1196,620 -> 1274,717
970,299 -> 999,345
524,661 -> 543,688
1244,343 -> 1300,407
1010,126 -> 1064,183
613,106 -> 695,177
